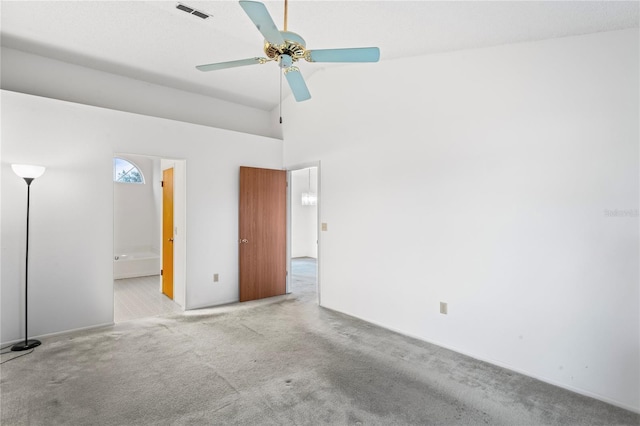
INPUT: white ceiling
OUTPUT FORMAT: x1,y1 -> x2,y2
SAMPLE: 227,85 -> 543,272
1,1 -> 638,111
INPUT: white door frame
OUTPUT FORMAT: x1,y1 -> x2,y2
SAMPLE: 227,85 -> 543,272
286,161 -> 321,305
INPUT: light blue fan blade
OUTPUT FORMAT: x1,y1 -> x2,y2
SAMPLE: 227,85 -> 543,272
284,68 -> 311,102
196,57 -> 265,72
239,1 -> 285,46
306,47 -> 380,63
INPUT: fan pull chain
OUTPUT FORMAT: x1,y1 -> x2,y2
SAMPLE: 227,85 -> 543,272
281,0 -> 288,123
279,70 -> 283,124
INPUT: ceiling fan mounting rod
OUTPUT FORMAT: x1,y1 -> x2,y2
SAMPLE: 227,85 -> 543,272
284,0 -> 288,31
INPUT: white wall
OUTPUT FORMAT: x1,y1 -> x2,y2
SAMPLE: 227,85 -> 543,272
113,154 -> 159,254
1,47 -> 281,139
282,29 -> 639,411
1,90 -> 282,343
291,167 -> 318,258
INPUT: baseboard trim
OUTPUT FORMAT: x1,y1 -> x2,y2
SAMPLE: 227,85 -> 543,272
1,322 -> 115,347
185,298 -> 239,311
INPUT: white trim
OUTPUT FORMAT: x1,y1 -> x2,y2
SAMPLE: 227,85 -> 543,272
286,170 -> 292,294
185,299 -> 239,311
185,294 -> 290,314
1,322 -> 114,347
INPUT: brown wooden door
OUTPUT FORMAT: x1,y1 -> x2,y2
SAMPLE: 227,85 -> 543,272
162,167 -> 174,299
239,166 -> 287,302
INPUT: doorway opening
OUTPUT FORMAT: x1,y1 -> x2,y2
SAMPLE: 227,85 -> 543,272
113,153 -> 186,322
288,165 -> 319,304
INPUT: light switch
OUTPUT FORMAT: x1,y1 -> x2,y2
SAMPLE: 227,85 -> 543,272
321,223 -> 328,231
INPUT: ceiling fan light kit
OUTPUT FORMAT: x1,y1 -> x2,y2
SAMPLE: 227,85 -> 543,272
196,0 -> 380,102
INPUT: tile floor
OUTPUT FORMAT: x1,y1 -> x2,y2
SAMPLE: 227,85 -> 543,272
113,258 -> 318,322
290,257 -> 317,302
113,275 -> 181,322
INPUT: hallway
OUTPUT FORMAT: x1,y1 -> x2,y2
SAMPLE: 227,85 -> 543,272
290,256 -> 317,302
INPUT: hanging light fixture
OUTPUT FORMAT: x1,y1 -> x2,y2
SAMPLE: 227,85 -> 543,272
301,168 -> 316,206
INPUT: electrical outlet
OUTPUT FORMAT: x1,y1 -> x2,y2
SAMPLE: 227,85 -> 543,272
213,273 -> 219,282
321,223 -> 328,231
440,302 -> 448,315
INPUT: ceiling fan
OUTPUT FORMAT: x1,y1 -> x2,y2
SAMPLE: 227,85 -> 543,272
196,0 -> 380,102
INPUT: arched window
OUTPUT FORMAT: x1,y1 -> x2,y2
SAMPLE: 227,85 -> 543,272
113,157 -> 145,184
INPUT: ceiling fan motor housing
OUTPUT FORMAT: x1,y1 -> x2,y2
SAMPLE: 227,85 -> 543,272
264,31 -> 306,61
279,54 -> 292,68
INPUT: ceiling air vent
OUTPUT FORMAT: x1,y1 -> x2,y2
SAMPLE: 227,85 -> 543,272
176,3 -> 212,20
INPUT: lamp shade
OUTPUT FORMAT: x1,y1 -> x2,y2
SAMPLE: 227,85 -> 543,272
11,164 -> 46,179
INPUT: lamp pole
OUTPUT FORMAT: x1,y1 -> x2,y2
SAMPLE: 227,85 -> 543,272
11,165 -> 45,352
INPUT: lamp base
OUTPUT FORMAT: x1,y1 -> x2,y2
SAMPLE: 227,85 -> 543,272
11,339 -> 41,351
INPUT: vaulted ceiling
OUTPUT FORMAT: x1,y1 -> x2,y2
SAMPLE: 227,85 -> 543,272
1,1 -> 638,111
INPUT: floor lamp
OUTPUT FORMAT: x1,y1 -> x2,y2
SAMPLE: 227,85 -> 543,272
11,164 -> 46,352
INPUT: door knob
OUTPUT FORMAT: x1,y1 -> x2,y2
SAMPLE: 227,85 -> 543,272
240,239 -> 248,244
169,238 -> 174,242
